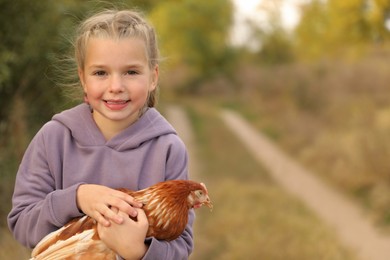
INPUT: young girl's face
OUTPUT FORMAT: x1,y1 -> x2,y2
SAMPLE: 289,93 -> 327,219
79,37 -> 158,133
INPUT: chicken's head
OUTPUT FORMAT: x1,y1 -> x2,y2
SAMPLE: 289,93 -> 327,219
188,182 -> 213,210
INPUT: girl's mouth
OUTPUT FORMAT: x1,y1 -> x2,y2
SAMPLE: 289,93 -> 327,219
103,99 -> 130,110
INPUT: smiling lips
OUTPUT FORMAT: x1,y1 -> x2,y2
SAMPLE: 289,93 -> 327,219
103,99 -> 130,110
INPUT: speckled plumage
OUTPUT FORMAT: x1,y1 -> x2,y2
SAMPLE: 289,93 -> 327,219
30,180 -> 212,260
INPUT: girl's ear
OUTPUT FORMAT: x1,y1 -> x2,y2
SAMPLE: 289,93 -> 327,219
78,68 -> 89,104
150,65 -> 159,91
83,92 -> 89,104
78,68 -> 86,91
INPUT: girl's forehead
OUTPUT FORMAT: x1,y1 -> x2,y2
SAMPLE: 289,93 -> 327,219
84,37 -> 149,66
86,35 -> 146,47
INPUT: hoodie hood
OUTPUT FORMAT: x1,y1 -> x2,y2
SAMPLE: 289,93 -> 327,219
52,104 -> 177,151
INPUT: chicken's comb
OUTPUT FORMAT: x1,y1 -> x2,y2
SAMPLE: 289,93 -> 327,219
200,182 -> 208,193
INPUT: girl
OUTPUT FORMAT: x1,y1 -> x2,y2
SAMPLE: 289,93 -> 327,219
8,9 -> 194,260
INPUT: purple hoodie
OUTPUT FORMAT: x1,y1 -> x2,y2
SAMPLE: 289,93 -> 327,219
8,103 -> 193,259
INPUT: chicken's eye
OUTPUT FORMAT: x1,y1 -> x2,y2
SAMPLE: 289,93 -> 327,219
195,190 -> 203,197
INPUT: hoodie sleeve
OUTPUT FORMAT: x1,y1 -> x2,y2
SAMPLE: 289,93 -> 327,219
142,210 -> 194,260
143,134 -> 194,259
7,123 -> 84,248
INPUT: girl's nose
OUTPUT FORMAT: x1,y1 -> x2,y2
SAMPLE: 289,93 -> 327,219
109,75 -> 124,93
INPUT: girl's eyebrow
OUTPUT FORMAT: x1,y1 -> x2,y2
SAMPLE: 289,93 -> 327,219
85,64 -> 106,69
125,63 -> 144,68
86,63 -> 145,69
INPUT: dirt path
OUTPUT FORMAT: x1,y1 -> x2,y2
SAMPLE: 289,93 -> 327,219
220,109 -> 390,260
166,105 -> 390,260
165,105 -> 200,180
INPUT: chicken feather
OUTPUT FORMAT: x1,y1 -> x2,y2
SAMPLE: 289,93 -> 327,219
30,180 -> 212,260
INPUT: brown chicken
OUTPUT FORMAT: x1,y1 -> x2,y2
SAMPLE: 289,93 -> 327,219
30,180 -> 212,260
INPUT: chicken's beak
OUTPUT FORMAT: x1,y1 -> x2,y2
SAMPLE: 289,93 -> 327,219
204,195 -> 213,211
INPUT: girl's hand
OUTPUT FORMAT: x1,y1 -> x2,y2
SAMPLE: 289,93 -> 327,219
76,184 -> 143,227
98,208 -> 149,260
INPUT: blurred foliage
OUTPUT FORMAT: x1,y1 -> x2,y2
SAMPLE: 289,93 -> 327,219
0,0 -> 63,131
294,0 -> 390,60
261,0 -> 294,62
245,0 -> 295,64
242,0 -> 390,61
254,27 -> 295,65
149,0 -> 234,92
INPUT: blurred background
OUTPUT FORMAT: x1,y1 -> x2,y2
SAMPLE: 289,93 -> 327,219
1,0 -> 390,259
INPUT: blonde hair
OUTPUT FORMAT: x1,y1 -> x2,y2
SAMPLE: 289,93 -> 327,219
75,9 -> 159,107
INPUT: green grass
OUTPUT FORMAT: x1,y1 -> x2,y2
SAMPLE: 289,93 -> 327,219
185,101 -> 355,260
0,228 -> 31,259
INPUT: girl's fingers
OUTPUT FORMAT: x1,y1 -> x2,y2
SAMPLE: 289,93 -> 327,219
111,206 -> 119,214
135,208 -> 148,225
108,194 -> 140,217
95,205 -> 123,226
116,191 -> 143,208
104,207 -> 124,225
110,190 -> 142,206
95,213 -> 111,227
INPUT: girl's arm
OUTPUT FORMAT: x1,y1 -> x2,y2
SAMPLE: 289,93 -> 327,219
142,136 -> 194,259
7,126 -> 82,248
142,135 -> 194,259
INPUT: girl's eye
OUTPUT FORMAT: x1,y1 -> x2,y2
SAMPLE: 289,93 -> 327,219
94,71 -> 106,76
127,70 -> 138,75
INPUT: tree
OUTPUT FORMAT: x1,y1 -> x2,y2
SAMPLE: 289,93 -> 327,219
366,0 -> 390,42
0,0 -> 68,134
251,0 -> 295,64
294,0 -> 390,60
148,0 -> 234,92
294,0 -> 329,60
